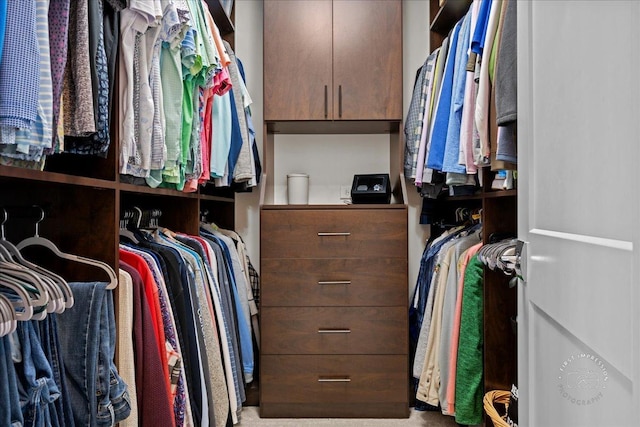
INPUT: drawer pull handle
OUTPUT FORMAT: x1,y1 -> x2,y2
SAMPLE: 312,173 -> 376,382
318,280 -> 351,285
317,329 -> 351,334
318,377 -> 351,383
317,232 -> 351,237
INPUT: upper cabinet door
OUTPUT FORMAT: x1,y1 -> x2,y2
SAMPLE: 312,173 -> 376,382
332,0 -> 402,121
264,0 -> 402,122
264,0 -> 333,121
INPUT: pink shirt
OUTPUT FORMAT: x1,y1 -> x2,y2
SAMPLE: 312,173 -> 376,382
445,241 -> 483,415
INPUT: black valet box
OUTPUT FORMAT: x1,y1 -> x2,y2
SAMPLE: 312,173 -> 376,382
350,173 -> 391,204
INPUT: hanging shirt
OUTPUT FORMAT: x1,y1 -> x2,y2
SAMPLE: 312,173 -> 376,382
475,0 -> 503,164
0,0 -> 53,162
63,0 -> 96,136
210,91 -> 232,178
225,42 -> 254,184
455,255 -> 485,425
119,0 -> 162,177
404,62 -> 428,180
442,10 -> 472,174
444,242 -> 483,416
0,0 -> 39,129
64,0 -> 111,157
458,0 -> 482,174
46,0 -> 71,154
426,20 -> 462,172
470,0 -> 493,55
0,0 -> 7,66
160,0 -> 189,185
418,43 -> 447,186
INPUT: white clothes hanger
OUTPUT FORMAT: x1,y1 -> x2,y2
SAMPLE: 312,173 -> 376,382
0,277 -> 34,321
0,208 -> 70,310
0,293 -> 16,337
16,207 -> 118,290
0,265 -> 49,316
119,209 -> 140,244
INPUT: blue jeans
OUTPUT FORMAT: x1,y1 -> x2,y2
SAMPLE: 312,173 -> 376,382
58,282 -> 131,427
15,320 -> 60,427
36,314 -> 75,427
0,335 -> 23,427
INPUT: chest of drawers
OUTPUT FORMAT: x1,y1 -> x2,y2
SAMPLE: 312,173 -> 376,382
259,207 -> 409,418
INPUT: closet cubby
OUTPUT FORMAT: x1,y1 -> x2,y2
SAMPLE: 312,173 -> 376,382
427,0 -> 518,424
0,0 -> 236,288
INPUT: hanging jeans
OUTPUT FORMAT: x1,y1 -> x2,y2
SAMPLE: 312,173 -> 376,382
58,282 -> 131,427
15,320 -> 60,427
36,314 -> 75,427
0,334 -> 23,427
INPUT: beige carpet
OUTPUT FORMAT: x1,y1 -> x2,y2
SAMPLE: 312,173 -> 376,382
237,406 -> 461,426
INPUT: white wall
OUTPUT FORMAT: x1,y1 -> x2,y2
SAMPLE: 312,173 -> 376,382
273,134 -> 390,205
235,0 -> 431,301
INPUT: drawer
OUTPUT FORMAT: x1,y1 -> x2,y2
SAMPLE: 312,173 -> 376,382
261,306 -> 407,354
261,209 -> 407,258
261,258 -> 407,307
260,355 -> 408,405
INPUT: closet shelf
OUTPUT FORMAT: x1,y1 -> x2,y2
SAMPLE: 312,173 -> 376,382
119,183 -> 200,199
199,194 -> 235,203
483,189 -> 518,199
0,165 -> 117,189
266,120 -> 401,135
261,203 -> 407,210
430,0 -> 473,36
439,193 -> 483,202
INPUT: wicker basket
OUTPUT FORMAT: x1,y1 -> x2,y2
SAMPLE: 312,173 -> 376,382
483,390 -> 512,427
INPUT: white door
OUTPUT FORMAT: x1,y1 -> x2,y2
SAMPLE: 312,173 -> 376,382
518,1 -> 639,426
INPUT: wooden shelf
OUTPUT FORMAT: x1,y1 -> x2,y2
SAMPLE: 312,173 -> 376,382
0,165 -> 117,189
266,120 -> 401,135
483,189 -> 518,199
199,194 -> 235,203
119,183 -> 200,199
261,203 -> 407,210
439,192 -> 483,201
430,0 -> 472,36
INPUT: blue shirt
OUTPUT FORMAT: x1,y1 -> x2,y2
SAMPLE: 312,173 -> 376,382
426,20 -> 462,171
0,0 -> 39,129
470,0 -> 493,55
442,10 -> 472,174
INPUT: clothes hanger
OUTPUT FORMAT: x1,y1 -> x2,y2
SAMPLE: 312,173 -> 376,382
1,208 -> 69,311
0,293 -> 15,337
16,207 -> 118,290
0,277 -> 34,321
0,265 -> 49,317
0,224 -> 49,310
0,241 -> 49,320
119,209 -> 140,244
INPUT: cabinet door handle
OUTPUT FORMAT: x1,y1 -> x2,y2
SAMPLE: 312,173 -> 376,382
324,85 -> 328,119
317,232 -> 351,237
318,377 -> 351,383
338,84 -> 343,118
317,280 -> 351,285
317,328 -> 351,334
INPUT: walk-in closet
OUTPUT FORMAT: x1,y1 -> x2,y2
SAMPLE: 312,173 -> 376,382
1,1 -> 639,426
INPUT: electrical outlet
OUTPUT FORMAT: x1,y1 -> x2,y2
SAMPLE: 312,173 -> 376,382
340,185 -> 351,199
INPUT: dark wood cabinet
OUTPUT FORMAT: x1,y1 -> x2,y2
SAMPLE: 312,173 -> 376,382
260,206 -> 409,418
264,0 -> 402,121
